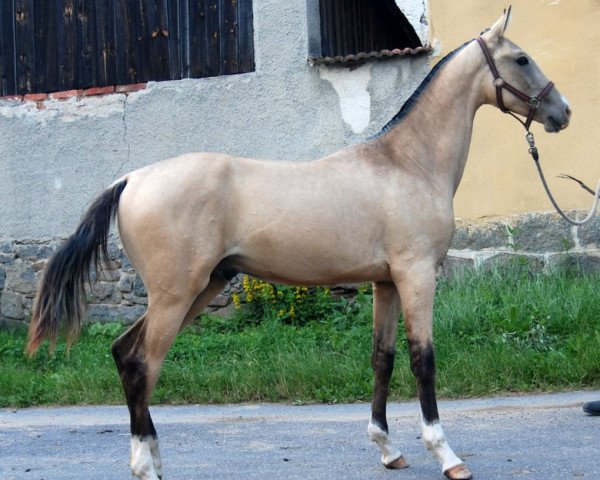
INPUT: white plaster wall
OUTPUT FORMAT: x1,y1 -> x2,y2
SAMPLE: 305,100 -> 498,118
395,0 -> 429,45
318,63 -> 373,134
0,0 -> 429,240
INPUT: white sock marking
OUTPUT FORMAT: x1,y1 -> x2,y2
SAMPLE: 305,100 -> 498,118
420,419 -> 463,472
131,435 -> 160,480
368,418 -> 403,465
149,437 -> 163,478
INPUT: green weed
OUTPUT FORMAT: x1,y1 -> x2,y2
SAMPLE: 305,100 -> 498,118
0,263 -> 598,407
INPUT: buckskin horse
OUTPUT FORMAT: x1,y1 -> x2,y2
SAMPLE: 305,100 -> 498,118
27,8 -> 571,480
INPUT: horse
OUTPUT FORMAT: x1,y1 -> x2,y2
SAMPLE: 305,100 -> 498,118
26,8 -> 571,480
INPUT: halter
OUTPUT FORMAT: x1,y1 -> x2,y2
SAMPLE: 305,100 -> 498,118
476,36 -> 600,227
476,36 -> 554,133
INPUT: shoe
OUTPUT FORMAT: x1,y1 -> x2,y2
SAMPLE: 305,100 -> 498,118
583,401 -> 600,416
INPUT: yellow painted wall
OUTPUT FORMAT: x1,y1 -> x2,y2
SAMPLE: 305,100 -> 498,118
429,0 -> 600,219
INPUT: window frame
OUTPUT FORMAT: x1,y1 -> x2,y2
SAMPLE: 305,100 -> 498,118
307,0 -> 430,66
0,0 -> 255,97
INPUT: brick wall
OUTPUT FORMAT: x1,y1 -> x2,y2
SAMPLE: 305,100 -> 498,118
0,84 -> 147,111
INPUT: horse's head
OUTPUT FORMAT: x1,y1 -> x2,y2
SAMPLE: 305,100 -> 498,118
479,7 -> 571,133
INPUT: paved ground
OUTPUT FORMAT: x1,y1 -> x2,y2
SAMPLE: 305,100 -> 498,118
0,390 -> 598,480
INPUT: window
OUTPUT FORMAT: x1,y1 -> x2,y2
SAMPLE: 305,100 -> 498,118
308,0 -> 427,65
0,0 -> 254,96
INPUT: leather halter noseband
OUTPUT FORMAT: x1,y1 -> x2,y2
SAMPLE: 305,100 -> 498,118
476,36 -> 554,132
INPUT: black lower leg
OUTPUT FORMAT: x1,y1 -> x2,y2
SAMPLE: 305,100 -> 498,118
122,356 -> 155,437
408,339 -> 439,424
371,337 -> 396,432
112,321 -> 155,438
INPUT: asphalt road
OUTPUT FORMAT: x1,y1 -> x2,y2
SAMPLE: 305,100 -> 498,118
1,390 -> 598,480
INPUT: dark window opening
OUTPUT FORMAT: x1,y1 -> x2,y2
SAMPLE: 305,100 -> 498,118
310,0 -> 428,65
0,0 -> 255,96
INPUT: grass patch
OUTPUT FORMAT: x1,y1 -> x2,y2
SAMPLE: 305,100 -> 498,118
1,262 -> 599,407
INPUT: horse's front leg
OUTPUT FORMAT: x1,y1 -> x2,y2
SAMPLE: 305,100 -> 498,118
395,264 -> 472,480
368,281 -> 408,469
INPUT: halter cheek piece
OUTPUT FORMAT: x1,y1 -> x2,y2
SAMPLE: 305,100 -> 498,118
475,36 -> 554,134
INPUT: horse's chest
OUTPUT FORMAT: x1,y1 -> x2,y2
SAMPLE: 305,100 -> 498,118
385,208 -> 455,257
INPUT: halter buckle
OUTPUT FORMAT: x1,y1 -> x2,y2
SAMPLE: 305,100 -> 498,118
493,76 -> 505,87
528,96 -> 540,109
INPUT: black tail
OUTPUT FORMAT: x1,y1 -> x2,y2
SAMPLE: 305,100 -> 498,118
26,179 -> 128,354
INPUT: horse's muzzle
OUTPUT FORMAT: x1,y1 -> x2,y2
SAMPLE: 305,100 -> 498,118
546,105 -> 571,132
561,106 -> 572,130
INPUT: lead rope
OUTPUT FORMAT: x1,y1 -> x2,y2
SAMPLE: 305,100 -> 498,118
525,132 -> 600,226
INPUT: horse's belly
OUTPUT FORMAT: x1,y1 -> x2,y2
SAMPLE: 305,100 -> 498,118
230,237 -> 391,285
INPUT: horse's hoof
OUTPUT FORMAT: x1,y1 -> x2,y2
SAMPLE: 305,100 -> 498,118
384,456 -> 409,469
443,463 -> 473,479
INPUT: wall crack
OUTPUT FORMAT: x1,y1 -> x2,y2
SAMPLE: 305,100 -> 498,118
115,94 -> 131,181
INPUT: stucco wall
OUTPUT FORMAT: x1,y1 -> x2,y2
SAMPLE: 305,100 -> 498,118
429,0 -> 600,219
0,0 -> 429,241
0,0 -> 434,325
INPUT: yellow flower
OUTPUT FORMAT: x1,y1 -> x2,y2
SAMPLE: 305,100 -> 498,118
232,293 -> 242,310
242,275 -> 251,293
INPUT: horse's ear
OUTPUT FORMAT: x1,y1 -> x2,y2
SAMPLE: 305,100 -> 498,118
502,5 -> 513,34
484,6 -> 512,42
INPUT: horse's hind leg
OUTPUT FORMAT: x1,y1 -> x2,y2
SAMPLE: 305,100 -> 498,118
394,264 -> 472,480
112,274 -> 227,480
112,317 -> 161,479
112,315 -> 157,479
368,281 -> 407,469
180,273 -> 230,330
112,293 -> 197,480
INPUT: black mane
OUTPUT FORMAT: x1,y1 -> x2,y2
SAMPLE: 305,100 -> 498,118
375,40 -> 473,136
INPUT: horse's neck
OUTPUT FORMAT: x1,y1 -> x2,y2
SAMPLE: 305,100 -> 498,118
381,43 -> 486,196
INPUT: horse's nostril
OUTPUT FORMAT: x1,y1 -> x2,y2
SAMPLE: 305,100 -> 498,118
566,106 -> 572,118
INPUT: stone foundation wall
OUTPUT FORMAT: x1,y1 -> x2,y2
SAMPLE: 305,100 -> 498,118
1,211 -> 599,328
444,212 -> 600,274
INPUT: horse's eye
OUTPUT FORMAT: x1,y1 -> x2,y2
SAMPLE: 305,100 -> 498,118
516,56 -> 529,66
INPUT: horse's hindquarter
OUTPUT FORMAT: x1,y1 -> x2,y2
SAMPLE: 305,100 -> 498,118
117,153 -> 242,287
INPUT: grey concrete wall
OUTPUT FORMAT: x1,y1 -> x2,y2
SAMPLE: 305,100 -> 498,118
0,0 -> 433,325
0,0 -> 430,240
